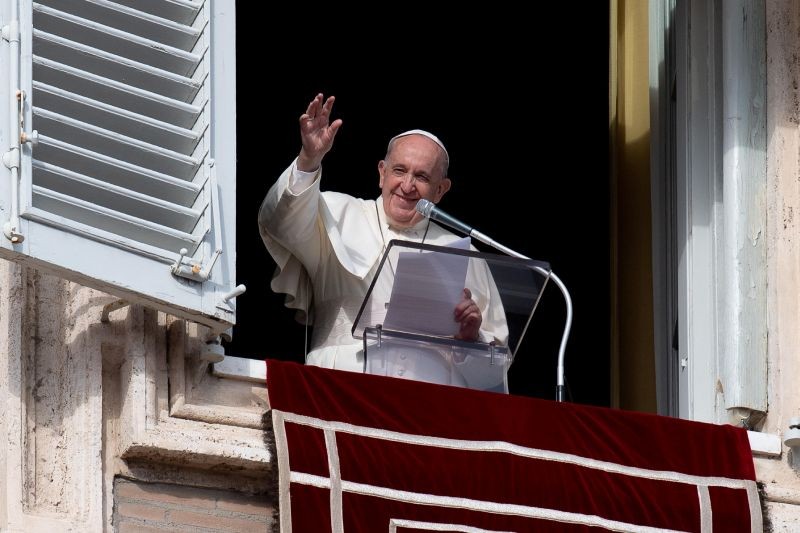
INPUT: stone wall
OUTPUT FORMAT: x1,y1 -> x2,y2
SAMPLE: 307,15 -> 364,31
0,261 -> 271,531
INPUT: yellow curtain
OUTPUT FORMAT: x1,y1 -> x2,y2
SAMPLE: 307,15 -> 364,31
609,0 -> 656,412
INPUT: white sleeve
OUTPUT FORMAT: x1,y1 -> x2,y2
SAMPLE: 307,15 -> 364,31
468,259 -> 509,346
288,162 -> 319,195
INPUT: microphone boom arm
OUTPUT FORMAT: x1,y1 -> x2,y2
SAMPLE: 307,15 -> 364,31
471,228 -> 573,402
416,199 -> 572,402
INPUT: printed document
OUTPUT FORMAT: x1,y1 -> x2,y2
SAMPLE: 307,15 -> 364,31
383,237 -> 471,336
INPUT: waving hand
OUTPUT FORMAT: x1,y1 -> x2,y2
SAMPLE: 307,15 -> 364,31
297,93 -> 343,172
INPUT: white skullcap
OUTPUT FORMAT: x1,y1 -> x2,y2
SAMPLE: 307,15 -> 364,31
388,129 -> 449,166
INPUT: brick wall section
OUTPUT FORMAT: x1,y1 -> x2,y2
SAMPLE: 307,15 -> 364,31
114,478 -> 275,532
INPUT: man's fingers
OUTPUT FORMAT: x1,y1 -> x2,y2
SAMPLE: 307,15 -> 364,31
321,95 -> 336,117
454,289 -> 476,320
328,119 -> 343,138
300,94 -> 339,134
456,312 -> 481,341
455,301 -> 479,322
303,93 -> 325,120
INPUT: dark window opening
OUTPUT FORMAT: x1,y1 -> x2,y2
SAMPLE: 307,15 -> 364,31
229,6 -> 610,406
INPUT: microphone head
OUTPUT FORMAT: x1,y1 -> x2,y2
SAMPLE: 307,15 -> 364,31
415,199 -> 434,218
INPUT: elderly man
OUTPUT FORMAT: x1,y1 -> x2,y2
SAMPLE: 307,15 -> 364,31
258,93 -> 507,376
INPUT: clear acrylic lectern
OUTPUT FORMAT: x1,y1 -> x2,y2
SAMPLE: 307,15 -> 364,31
352,240 -> 550,393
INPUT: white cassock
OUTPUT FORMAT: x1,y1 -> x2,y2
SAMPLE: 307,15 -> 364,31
258,160 -> 509,385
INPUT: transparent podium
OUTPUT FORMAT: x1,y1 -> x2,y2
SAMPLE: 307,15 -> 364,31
352,240 -> 551,393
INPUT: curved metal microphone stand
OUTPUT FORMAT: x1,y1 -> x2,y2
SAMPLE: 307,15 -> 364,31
469,229 -> 573,402
415,199 -> 573,401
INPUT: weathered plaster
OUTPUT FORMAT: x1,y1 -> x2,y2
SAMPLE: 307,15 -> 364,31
758,0 -> 800,527
0,260 -> 270,532
766,0 -> 800,438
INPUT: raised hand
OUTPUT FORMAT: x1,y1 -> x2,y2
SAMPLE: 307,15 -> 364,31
297,93 -> 343,172
454,288 -> 482,341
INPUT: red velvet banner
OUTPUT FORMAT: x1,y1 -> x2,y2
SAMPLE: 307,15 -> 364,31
266,359 -> 761,532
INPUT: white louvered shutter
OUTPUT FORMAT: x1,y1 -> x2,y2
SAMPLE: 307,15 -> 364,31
0,0 -> 238,330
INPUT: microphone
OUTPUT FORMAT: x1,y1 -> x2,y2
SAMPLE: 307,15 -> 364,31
415,197 -> 574,403
415,199 -> 473,235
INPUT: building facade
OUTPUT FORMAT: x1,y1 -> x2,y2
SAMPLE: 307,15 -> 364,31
3,0 -> 800,530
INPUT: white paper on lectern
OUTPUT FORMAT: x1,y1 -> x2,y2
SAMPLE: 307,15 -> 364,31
383,237 -> 470,336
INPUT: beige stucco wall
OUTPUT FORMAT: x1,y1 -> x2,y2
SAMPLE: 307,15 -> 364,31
755,0 -> 800,528
0,261 -> 271,531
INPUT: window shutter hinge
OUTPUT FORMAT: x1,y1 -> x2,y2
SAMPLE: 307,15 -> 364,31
15,90 -> 37,146
21,129 -> 38,146
171,246 -> 222,282
170,159 -> 223,283
2,147 -> 19,170
2,145 -> 23,243
3,89 -> 32,244
1,20 -> 19,44
166,157 -> 244,316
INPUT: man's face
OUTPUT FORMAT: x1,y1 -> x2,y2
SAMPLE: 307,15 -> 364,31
378,135 -> 451,228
